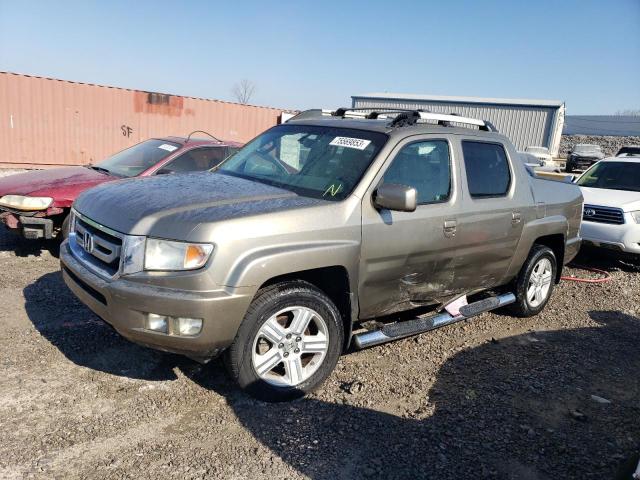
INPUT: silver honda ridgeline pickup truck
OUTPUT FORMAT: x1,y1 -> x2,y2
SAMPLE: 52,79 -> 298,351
60,109 -> 582,401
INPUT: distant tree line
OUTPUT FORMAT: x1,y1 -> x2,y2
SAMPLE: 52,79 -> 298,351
615,109 -> 640,116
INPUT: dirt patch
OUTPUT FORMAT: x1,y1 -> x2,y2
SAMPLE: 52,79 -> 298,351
0,226 -> 638,479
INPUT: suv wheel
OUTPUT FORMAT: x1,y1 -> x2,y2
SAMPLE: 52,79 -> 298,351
508,245 -> 557,317
225,281 -> 343,402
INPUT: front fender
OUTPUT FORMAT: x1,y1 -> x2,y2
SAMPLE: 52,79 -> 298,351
223,240 -> 361,291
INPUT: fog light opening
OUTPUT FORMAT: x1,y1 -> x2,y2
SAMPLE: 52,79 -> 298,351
146,313 -> 168,333
176,317 -> 202,336
145,313 -> 202,336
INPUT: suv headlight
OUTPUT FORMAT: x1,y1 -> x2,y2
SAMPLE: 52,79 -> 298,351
144,238 -> 214,271
631,211 -> 640,224
0,195 -> 53,210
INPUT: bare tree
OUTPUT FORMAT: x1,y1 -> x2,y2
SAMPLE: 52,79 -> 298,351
232,79 -> 256,104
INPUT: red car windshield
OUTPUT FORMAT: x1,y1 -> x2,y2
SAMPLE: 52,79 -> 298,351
93,139 -> 181,177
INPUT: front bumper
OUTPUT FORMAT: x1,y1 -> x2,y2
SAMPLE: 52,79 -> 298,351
568,157 -> 600,170
0,211 -> 55,239
59,239 -> 254,361
580,217 -> 640,255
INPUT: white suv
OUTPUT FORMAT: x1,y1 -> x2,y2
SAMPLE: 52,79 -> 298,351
524,146 -> 552,166
576,157 -> 640,259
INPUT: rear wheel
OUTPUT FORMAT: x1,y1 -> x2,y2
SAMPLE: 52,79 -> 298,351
508,245 -> 557,317
225,281 -> 343,402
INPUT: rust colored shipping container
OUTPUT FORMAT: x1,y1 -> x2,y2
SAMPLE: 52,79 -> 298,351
0,72 -> 289,168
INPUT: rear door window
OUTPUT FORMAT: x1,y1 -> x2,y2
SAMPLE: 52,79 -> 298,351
462,141 -> 511,197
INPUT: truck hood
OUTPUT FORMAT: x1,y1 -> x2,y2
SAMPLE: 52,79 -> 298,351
73,172 -> 328,238
580,186 -> 640,212
0,166 -> 112,199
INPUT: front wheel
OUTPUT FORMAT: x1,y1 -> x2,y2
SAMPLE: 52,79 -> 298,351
225,281 -> 344,402
508,245 -> 557,317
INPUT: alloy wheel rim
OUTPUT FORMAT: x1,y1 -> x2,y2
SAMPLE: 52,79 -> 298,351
251,306 -> 329,387
527,258 -> 553,308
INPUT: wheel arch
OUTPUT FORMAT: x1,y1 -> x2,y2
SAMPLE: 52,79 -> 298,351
533,233 -> 565,283
504,215 -> 569,285
259,266 -> 355,351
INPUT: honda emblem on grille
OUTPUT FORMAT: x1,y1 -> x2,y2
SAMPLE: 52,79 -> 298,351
82,231 -> 95,254
584,208 -> 596,217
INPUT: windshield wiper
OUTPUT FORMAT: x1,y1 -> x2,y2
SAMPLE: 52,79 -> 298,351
86,165 -> 112,175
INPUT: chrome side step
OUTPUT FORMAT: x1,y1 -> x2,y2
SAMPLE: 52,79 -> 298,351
352,293 -> 516,350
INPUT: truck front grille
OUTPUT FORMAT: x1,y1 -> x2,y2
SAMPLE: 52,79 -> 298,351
582,204 -> 625,225
71,213 -> 123,278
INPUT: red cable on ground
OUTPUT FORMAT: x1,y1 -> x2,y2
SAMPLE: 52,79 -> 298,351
560,265 -> 613,283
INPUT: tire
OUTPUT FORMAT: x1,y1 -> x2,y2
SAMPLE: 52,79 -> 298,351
508,245 -> 557,317
565,162 -> 573,173
60,214 -> 71,240
620,253 -> 640,268
225,281 -> 344,402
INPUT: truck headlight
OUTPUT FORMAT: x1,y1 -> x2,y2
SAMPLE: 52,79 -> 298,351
144,238 -> 214,271
68,210 -> 77,233
121,235 -> 146,275
0,195 -> 53,210
631,211 -> 640,224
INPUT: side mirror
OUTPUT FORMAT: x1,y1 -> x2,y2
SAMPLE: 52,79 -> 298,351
156,168 -> 174,175
374,183 -> 417,212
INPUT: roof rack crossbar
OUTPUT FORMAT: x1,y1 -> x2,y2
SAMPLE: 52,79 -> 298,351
316,108 -> 498,133
416,112 -> 496,131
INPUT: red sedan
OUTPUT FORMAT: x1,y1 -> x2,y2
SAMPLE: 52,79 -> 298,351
0,134 -> 242,240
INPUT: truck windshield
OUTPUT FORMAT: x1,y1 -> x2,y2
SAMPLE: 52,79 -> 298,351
577,161 -> 640,192
217,124 -> 388,200
94,139 -> 181,177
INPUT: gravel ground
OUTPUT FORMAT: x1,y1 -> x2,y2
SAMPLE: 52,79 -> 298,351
560,135 -> 640,158
0,226 -> 639,480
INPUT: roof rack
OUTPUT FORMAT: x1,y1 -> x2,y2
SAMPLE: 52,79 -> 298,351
318,108 -> 498,132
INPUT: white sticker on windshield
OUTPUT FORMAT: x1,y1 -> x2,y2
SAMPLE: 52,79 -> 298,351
329,137 -> 371,150
158,144 -> 178,152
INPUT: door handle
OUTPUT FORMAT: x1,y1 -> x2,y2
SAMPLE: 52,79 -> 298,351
512,211 -> 522,225
443,220 -> 457,238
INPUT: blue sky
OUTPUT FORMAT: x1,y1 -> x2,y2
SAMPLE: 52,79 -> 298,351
0,0 -> 638,114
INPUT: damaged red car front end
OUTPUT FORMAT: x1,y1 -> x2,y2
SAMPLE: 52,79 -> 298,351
0,166 -> 111,239
0,136 -> 243,240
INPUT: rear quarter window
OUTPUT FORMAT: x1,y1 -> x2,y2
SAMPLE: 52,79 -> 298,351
462,141 -> 511,198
